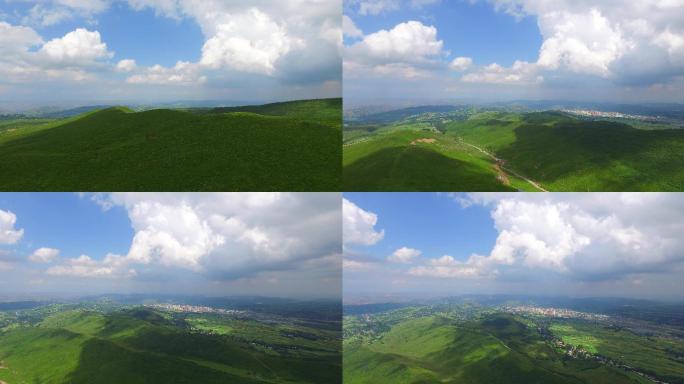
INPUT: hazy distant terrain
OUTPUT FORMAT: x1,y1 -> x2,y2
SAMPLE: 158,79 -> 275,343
0,98 -> 341,191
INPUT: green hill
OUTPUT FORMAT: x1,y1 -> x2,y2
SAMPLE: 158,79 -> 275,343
344,314 -> 649,384
212,98 -> 342,128
343,109 -> 684,191
343,130 -> 523,191
0,99 -> 341,191
444,112 -> 684,191
0,307 -> 341,384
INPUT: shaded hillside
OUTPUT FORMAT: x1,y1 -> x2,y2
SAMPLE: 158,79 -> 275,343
448,112 -> 684,191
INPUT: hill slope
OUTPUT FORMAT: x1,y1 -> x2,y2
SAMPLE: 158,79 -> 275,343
0,308 -> 341,384
343,108 -> 684,191
447,112 -> 684,191
212,98 -> 342,128
344,314 -> 648,384
343,129 -> 529,191
0,99 -> 341,191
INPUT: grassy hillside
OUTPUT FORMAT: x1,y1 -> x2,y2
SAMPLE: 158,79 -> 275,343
0,99 -> 341,191
343,109 -> 684,191
343,129 -> 526,191
212,99 -> 342,128
0,307 -> 341,384
447,111 -> 684,191
344,314 -> 649,384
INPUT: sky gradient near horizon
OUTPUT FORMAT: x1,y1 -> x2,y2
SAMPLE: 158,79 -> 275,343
0,0 -> 341,109
0,193 -> 342,299
344,193 -> 684,301
343,0 -> 684,105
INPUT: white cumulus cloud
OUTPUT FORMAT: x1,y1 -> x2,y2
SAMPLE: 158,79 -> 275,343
345,20 -> 444,79
485,0 -> 684,85
47,254 -> 136,278
126,61 -> 206,85
125,201 -> 225,270
0,210 -> 24,245
199,8 -> 293,76
348,21 -> 443,64
343,198 -> 385,246
388,247 -> 422,263
449,56 -> 473,71
357,0 -> 400,15
343,15 -> 363,38
124,0 -> 340,83
411,193 -> 684,281
49,193 -> 341,281
29,248 -> 60,263
39,28 -> 113,65
409,255 -> 485,278
116,59 -> 137,72
0,22 -> 43,56
461,61 -> 543,84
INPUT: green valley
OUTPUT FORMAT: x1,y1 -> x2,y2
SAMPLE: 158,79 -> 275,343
343,298 -> 684,384
0,297 -> 341,384
343,105 -> 684,191
0,99 -> 341,191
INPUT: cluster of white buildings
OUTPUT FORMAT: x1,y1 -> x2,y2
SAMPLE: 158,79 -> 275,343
504,305 -> 609,321
561,109 -> 656,121
145,303 -> 243,315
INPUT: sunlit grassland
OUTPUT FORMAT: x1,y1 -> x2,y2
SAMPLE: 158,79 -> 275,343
343,129 -> 527,191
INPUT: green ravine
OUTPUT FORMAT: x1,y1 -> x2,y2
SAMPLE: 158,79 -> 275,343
0,99 -> 341,191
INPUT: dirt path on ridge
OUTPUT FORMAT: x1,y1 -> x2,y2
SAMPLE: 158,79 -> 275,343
458,138 -> 548,192
410,138 -> 437,145
494,162 -> 510,186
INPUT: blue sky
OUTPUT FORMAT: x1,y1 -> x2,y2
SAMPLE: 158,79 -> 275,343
343,0 -> 684,105
345,1 -> 541,67
4,2 -> 204,67
0,0 -> 341,109
0,193 -> 132,258
343,193 -> 684,301
0,193 -> 341,298
344,193 -> 496,261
